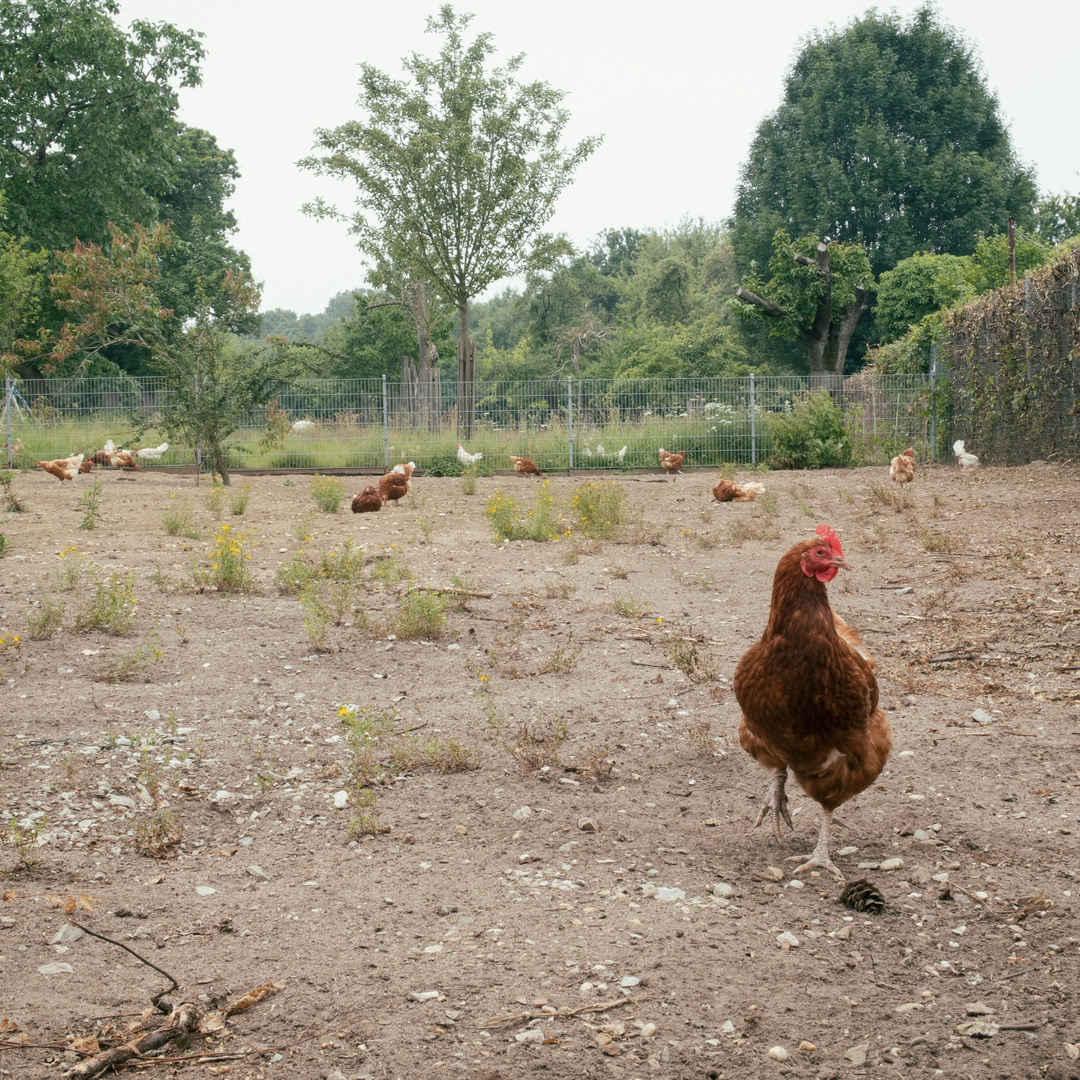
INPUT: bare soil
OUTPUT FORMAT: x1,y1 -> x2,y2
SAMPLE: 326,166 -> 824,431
1,462 -> 1078,1080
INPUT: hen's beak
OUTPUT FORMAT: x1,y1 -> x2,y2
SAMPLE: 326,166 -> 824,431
832,556 -> 852,571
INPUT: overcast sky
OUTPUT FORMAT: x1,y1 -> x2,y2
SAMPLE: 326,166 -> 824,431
117,0 -> 1080,316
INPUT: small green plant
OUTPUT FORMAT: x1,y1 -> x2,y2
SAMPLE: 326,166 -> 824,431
346,788 -> 381,839
78,476 -> 104,530
543,578 -> 576,599
868,484 -> 911,512
229,482 -> 252,516
726,517 -> 780,545
537,645 -> 581,674
0,532 -> 8,557
317,539 -> 366,583
415,516 -> 434,541
162,494 -> 199,537
663,637 -> 720,684
837,488 -> 854,503
577,742 -> 615,782
758,490 -> 779,517
368,550 -> 412,586
195,524 -> 256,593
0,470 -> 26,512
571,480 -> 626,539
461,466 -> 478,495
299,585 -> 334,650
3,814 -> 48,871
504,716 -> 569,776
919,527 -> 955,554
310,474 -> 344,513
133,809 -> 182,858
95,635 -> 164,682
389,590 -> 449,640
203,481 -> 227,519
74,569 -> 137,634
613,596 -> 648,619
58,546 -> 90,590
685,720 -> 719,756
275,551 -> 319,595
26,596 -> 64,640
485,480 -> 561,542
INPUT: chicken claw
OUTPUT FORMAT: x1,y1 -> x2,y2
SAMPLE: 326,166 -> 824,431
786,811 -> 845,880
752,768 -> 793,839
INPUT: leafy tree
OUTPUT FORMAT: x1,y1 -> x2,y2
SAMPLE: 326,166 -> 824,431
1031,193 -> 1080,248
873,252 -> 971,344
967,231 -> 1052,294
732,231 -> 874,382
0,0 -> 205,252
731,6 -> 1037,280
0,196 -> 48,378
299,4 -> 600,433
41,222 -> 314,484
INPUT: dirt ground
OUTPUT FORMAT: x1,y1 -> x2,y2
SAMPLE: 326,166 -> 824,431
1,460 -> 1078,1080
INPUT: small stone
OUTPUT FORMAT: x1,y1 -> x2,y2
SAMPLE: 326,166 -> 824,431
895,1002 -> 923,1014
787,879 -> 805,890
515,1028 -> 544,1044
845,1043 -> 869,1067
965,1001 -> 994,1016
762,883 -> 782,895
654,887 -> 686,902
454,825 -> 467,835
38,962 -> 74,975
578,818 -> 599,833
711,882 -> 735,899
108,795 -> 136,810
880,857 -> 905,871
767,1046 -> 789,1061
639,1022 -> 657,1038
246,865 -> 269,882
620,975 -> 641,989
953,1020 -> 999,1038
325,1071 -> 347,1080
834,924 -> 852,940
971,708 -> 995,725
763,866 -> 784,881
512,806 -> 532,821
195,886 -> 216,897
407,991 -> 439,1002
49,924 -> 84,945
776,931 -> 800,949
332,790 -> 348,809
798,1041 -> 816,1052
836,845 -> 858,856
518,853 -> 540,864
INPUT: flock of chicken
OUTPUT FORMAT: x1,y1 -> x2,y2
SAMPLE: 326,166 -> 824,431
34,441 -> 169,482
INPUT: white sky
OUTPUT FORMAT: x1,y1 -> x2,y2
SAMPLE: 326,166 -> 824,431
117,0 -> 1080,316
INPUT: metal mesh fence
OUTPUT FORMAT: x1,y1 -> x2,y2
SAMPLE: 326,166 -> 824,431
3,372 -> 946,472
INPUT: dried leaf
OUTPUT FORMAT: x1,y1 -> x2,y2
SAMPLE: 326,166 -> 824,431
0,1019 -> 21,1033
1,890 -> 16,903
71,1036 -> 100,1054
223,980 -> 285,1017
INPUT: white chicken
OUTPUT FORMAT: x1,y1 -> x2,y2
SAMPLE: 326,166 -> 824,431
616,445 -> 627,464
135,442 -> 169,461
953,440 -> 981,469
456,443 -> 482,468
291,419 -> 315,434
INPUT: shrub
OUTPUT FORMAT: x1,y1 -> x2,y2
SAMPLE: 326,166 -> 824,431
195,524 -> 256,593
162,494 -> 199,537
310,474 -> 345,513
485,481 -> 560,542
571,480 -> 626,538
767,391 -> 852,469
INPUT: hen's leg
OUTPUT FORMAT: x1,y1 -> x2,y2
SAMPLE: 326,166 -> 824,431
752,767 -> 793,840
787,810 -> 844,880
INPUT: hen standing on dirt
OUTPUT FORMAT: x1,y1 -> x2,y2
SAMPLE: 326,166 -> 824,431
733,525 -> 891,879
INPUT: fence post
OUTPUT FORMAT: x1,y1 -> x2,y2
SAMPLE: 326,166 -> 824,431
749,373 -> 756,465
929,344 -> 938,464
382,374 -> 389,470
567,376 -> 573,471
4,376 -> 12,467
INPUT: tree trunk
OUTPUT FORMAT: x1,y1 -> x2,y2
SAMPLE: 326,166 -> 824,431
457,299 -> 475,439
412,280 -> 439,433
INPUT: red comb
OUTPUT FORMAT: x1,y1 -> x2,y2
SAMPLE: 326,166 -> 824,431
816,523 -> 844,557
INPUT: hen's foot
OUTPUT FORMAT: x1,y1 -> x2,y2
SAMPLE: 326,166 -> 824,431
752,771 -> 793,840
787,850 -> 844,880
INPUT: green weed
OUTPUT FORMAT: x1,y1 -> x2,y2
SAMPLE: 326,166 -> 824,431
78,476 -> 104,530
571,480 -> 626,539
162,494 -> 199,538
310,474 -> 344,513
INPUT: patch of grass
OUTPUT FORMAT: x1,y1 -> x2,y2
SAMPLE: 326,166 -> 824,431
229,482 -> 253,516
162,494 -> 199,538
78,476 -> 104,530
798,500 -> 814,518
613,596 -> 649,619
0,470 -> 26,513
726,518 -> 780,545
485,480 -> 561,542
868,484 -> 911,512
194,524 -> 256,593
310,474 -> 345,513
504,716 -> 569,776
576,742 -> 615,783
26,596 -> 64,640
3,814 -> 48,871
919,527 -> 955,553
368,549 -> 412,586
0,532 -> 8,557
74,569 -> 137,635
917,585 -> 958,618
836,488 -> 854,503
537,645 -> 581,674
543,578 -> 576,599
95,636 -> 164,682
663,636 -> 720,684
203,481 -> 227,519
389,590 -> 449,640
317,539 -> 366,583
608,564 -> 630,580
685,719 -> 721,757
571,479 -> 626,539
461,467 -> 479,495
133,809 -> 183,858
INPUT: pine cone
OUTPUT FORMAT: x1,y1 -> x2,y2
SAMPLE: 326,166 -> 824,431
839,878 -> 885,914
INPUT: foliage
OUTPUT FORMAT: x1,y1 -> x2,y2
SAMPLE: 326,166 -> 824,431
310,474 -> 345,513
78,476 -> 104,530
767,391 -> 852,470
0,531 -> 7,558
195,524 -> 256,593
229,482 -> 252,516
873,253 -> 972,344
731,5 -> 1038,282
485,481 -> 561,541
1030,192 -> 1080,248
26,596 -> 64,640
96,635 -> 164,683
40,222 -> 316,482
161,494 -> 199,538
74,569 -> 137,634
570,480 -> 626,538
0,468 -> 26,512
388,590 -> 450,640
300,5 -> 601,382
0,196 -> 48,377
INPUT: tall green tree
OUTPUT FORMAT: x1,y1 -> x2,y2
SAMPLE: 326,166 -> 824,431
0,0 -> 205,252
733,231 -> 874,383
299,4 -> 601,434
731,6 -> 1037,281
0,196 -> 48,378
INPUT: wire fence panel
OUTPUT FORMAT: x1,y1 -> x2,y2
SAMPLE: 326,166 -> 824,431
3,373 -> 947,472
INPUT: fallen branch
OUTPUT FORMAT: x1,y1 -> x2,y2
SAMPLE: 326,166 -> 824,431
998,966 -> 1046,982
479,996 -> 636,1027
407,585 -> 492,599
64,1001 -> 200,1079
629,660 -> 669,669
